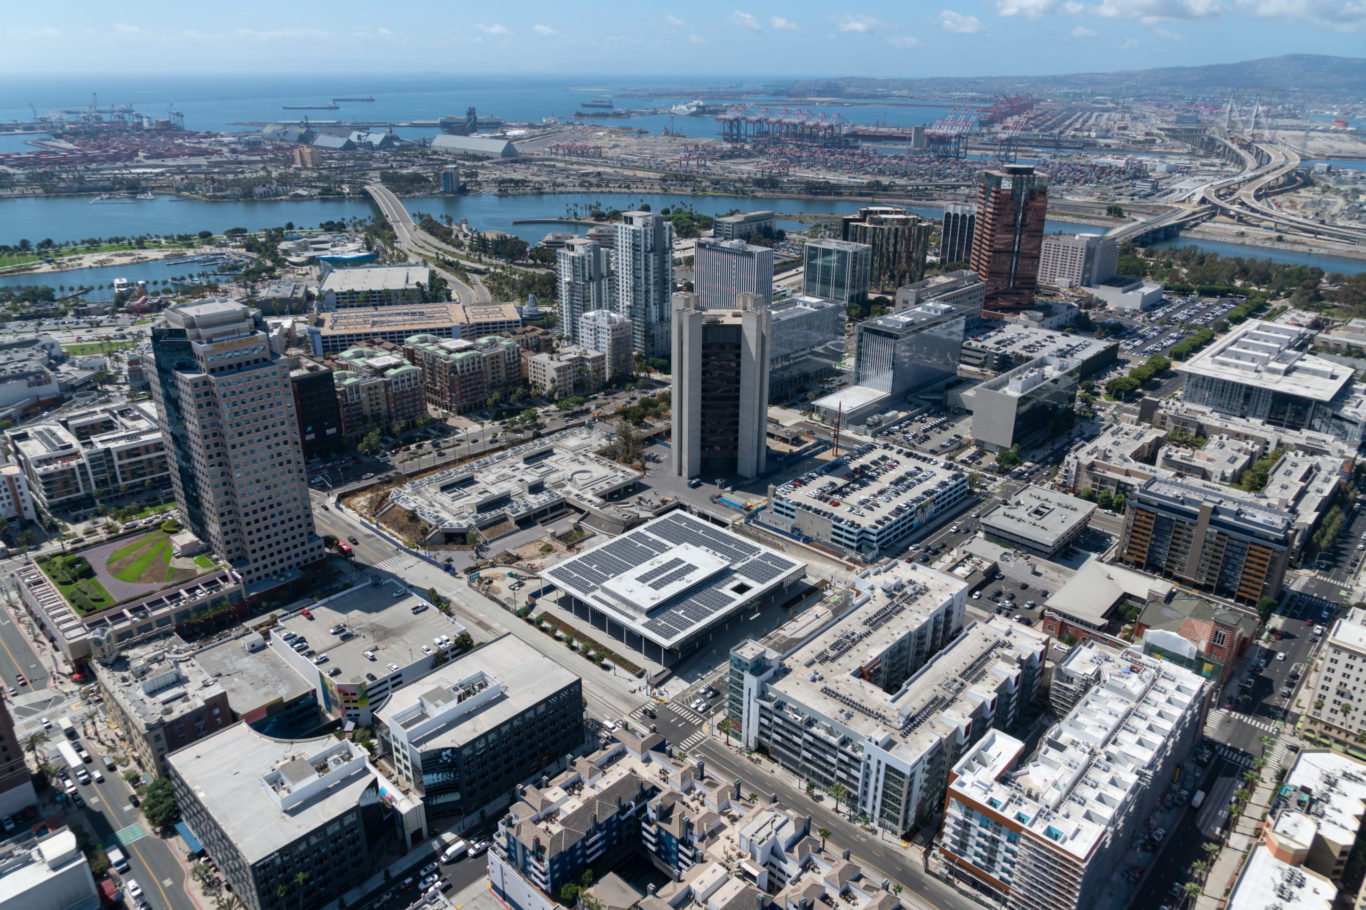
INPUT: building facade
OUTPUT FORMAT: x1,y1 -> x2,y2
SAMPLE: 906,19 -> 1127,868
713,210 -> 775,240
803,239 -> 872,305
403,334 -> 522,416
578,310 -> 633,380
318,265 -> 431,310
1304,612 -> 1366,747
150,300 -> 324,588
768,296 -> 847,401
671,292 -> 770,481
524,346 -> 607,399
613,212 -> 674,359
853,303 -> 964,399
894,269 -> 985,323
375,635 -> 582,821
1038,233 -> 1118,288
940,643 -> 1206,910
970,165 -> 1049,313
0,697 -> 34,817
841,206 -> 932,293
330,348 -> 425,436
940,204 -> 977,265
1120,476 -> 1292,605
556,239 -> 612,345
968,356 -> 1083,451
0,466 -> 35,524
692,237 -> 774,311
288,358 -> 345,461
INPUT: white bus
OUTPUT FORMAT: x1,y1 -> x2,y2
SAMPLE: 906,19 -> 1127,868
57,741 -> 86,779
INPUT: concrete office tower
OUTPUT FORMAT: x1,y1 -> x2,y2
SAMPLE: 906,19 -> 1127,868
556,238 -> 612,344
803,238 -> 873,305
970,165 -> 1049,313
613,212 -> 674,359
940,203 -> 977,265
692,237 -> 774,310
579,309 -> 634,380
1038,232 -> 1118,288
150,300 -> 324,588
841,206 -> 932,293
671,292 -> 770,480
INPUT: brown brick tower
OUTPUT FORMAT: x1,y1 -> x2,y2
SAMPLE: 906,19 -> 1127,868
970,165 -> 1049,313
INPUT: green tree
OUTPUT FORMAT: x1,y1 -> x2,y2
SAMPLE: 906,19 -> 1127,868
1257,597 -> 1278,625
828,782 -> 847,812
817,826 -> 831,848
142,777 -> 180,828
996,446 -> 1023,472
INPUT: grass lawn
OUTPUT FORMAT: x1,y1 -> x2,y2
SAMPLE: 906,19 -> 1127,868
63,340 -> 138,357
109,531 -> 175,584
36,557 -> 115,614
193,554 -> 215,569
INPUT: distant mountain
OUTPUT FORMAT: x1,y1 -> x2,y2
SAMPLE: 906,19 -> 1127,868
789,55 -> 1366,100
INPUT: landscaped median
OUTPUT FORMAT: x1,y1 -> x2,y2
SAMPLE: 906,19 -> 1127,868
533,611 -> 644,677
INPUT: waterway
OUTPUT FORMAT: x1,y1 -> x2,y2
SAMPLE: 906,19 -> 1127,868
0,190 -> 1360,291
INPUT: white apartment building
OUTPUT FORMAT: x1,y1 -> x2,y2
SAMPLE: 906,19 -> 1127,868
1037,233 -> 1117,288
557,239 -> 612,344
0,466 -> 35,523
1305,611 -> 1366,746
578,309 -> 633,380
524,346 -> 606,399
614,212 -> 674,359
940,641 -> 1207,910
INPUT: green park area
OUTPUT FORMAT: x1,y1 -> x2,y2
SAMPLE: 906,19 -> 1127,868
39,523 -> 218,615
63,340 -> 138,357
37,554 -> 115,615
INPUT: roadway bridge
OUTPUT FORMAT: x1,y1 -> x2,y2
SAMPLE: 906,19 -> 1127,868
364,183 -> 490,304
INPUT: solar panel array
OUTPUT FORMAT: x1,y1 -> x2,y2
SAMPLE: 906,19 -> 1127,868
542,511 -> 803,645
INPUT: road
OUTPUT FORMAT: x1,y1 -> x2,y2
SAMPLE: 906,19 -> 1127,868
364,183 -> 484,304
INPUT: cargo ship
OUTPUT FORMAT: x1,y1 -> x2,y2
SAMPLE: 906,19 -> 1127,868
283,104 -> 340,111
333,96 -> 375,103
580,98 -> 614,110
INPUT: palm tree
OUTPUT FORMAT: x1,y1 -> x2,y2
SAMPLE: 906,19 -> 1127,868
829,782 -> 847,813
1192,859 -> 1210,880
1183,881 -> 1203,900
21,732 -> 46,764
1243,769 -> 1260,785
293,871 -> 309,910
213,895 -> 245,910
816,827 -> 831,849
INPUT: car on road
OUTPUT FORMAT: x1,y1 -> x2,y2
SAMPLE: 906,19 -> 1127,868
469,840 -> 489,857
420,862 -> 438,877
5,687 -> 13,697
348,536 -> 359,545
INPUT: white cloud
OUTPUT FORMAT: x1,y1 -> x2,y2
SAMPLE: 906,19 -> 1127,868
1237,0 -> 1366,29
1062,0 -> 1086,10
730,10 -> 763,30
940,10 -> 985,31
1092,0 -> 1222,18
476,23 -> 509,36
1071,24 -> 1099,34
688,33 -> 706,43
1121,35 -> 1142,45
888,33 -> 920,46
113,22 -> 140,34
770,16 -> 800,30
533,24 -> 557,36
991,0 -> 1055,17
664,14 -> 685,27
832,14 -> 884,32
1152,25 -> 1189,38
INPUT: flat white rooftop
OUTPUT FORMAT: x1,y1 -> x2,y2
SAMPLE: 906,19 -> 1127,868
1180,319 -> 1353,403
1228,845 -> 1334,910
980,485 -> 1095,550
319,265 -> 429,293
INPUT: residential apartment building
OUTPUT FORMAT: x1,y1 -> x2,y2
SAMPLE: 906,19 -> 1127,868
803,238 -> 872,305
1037,233 -> 1118,288
403,334 -> 522,415
940,204 -> 977,265
318,265 -> 430,309
768,295 -> 846,401
939,642 -> 1206,910
330,347 -> 424,436
613,212 -> 674,359
168,729 -> 420,910
1120,476 -> 1294,605
375,635 -> 582,821
671,292 -> 770,480
729,562 -> 1047,836
1305,612 -> 1366,747
306,303 -> 521,356
1178,319 -> 1366,444
841,206 -> 932,293
0,466 -> 35,524
578,310 -> 633,380
693,237 -> 774,310
150,300 -> 323,588
556,238 -> 612,344
970,165 -> 1049,313
288,358 -> 344,461
7,401 -> 170,515
92,635 -> 232,776
524,345 -> 607,399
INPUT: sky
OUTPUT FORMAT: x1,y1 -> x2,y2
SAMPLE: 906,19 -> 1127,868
3,0 -> 1363,77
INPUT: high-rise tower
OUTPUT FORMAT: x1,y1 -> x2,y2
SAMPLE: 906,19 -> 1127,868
692,238 -> 773,310
613,212 -> 674,359
940,203 -> 977,266
970,165 -> 1049,313
150,300 -> 324,588
556,238 -> 612,344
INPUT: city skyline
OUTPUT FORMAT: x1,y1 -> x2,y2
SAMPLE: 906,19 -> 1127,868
3,0 -> 1364,76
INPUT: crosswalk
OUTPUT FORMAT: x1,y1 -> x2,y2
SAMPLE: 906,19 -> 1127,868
108,823 -> 146,848
668,703 -> 707,725
1214,745 -> 1256,769
678,731 -> 707,752
1205,708 -> 1280,735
